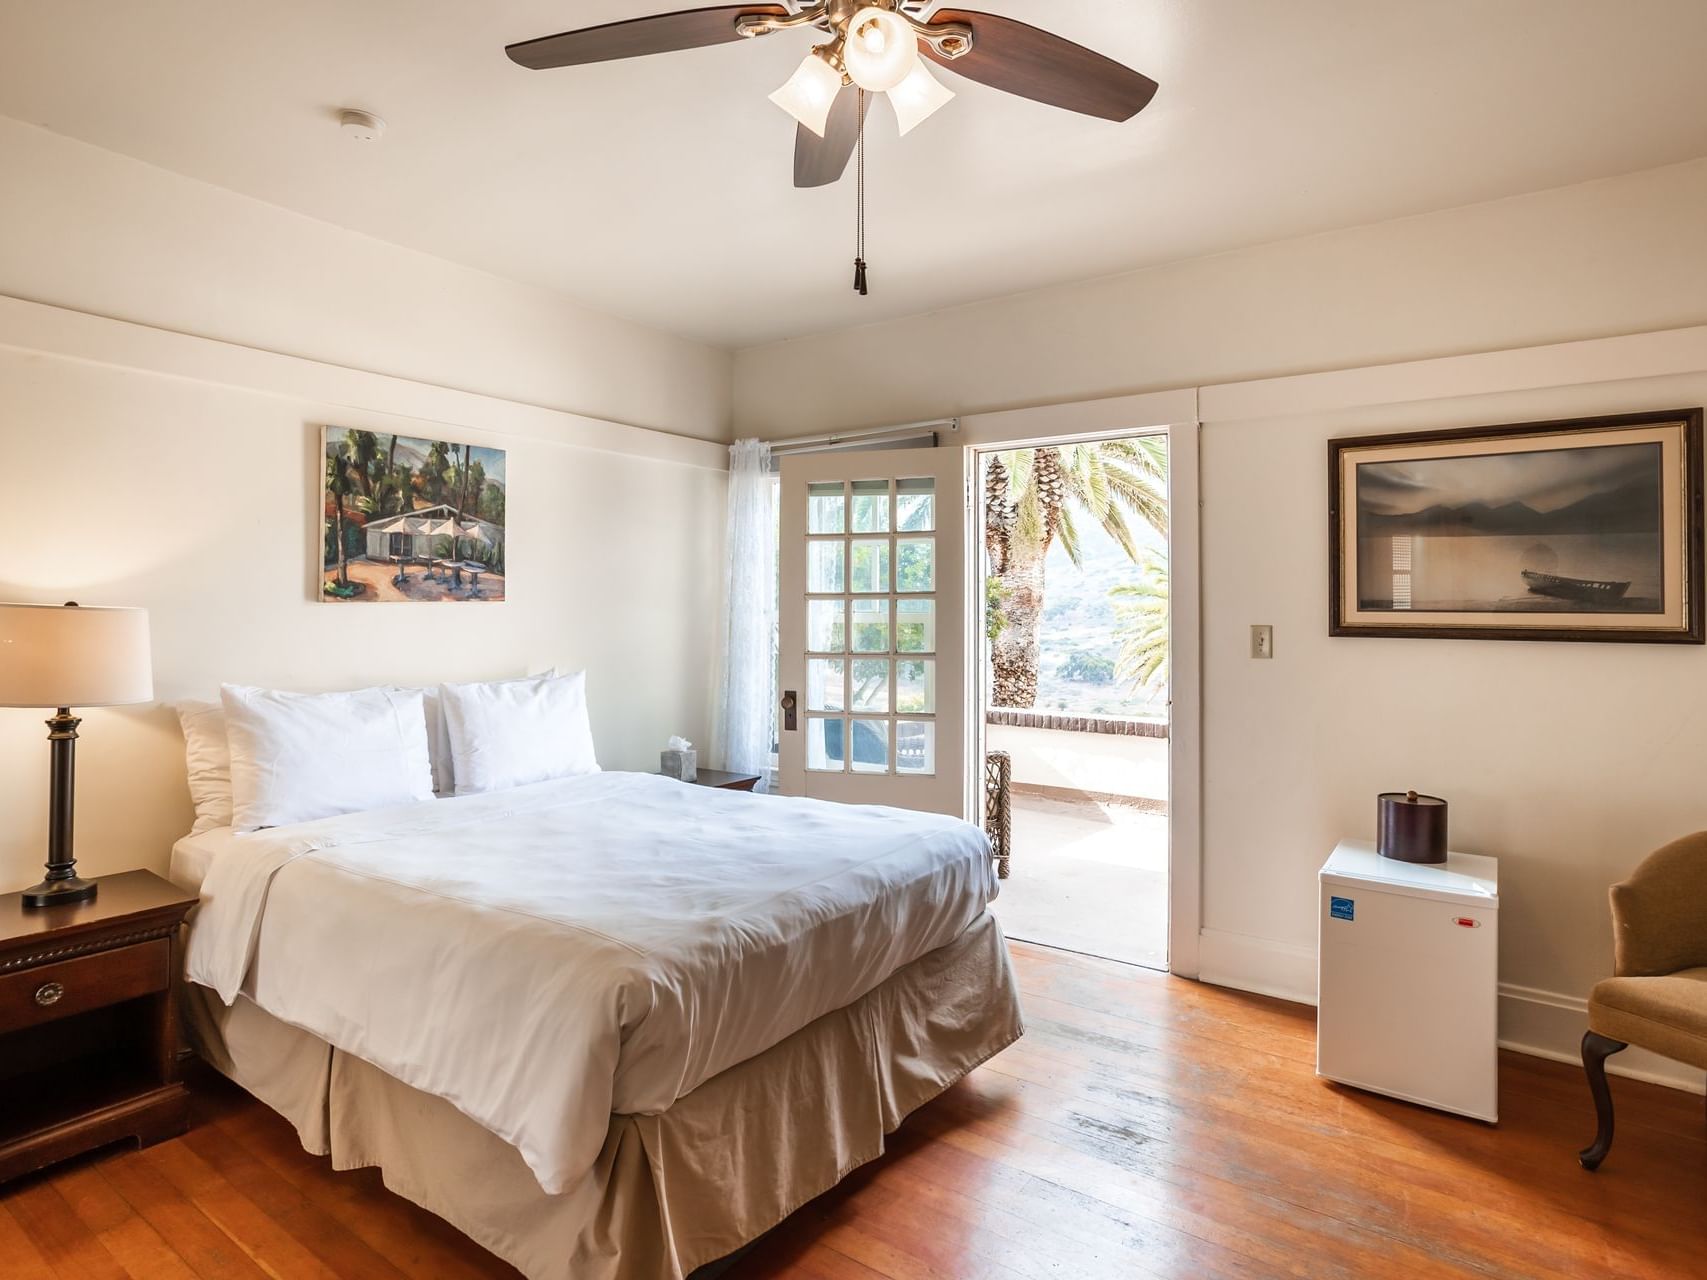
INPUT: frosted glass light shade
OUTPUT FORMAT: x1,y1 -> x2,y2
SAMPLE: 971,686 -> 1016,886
843,7 -> 916,92
889,57 -> 955,135
769,50 -> 844,137
0,602 -> 153,708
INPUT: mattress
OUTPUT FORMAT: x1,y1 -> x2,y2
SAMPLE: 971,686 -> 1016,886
169,824 -> 242,894
183,771 -> 999,1194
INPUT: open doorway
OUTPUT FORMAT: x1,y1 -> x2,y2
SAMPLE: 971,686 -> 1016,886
978,434 -> 1170,970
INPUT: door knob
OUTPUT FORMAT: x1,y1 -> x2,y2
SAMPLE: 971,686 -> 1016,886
781,691 -> 798,731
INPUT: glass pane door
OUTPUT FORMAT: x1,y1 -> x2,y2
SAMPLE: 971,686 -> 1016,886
777,446 -> 968,818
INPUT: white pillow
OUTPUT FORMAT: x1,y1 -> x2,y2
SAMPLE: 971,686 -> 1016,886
177,690 -> 449,826
424,687 -> 450,796
176,700 -> 233,833
221,684 -> 436,831
403,670 -> 561,796
440,670 -> 599,796
392,685 -> 452,796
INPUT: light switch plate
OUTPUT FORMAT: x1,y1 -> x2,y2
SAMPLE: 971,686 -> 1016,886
1251,625 -> 1274,659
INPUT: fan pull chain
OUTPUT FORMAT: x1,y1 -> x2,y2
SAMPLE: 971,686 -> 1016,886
853,88 -> 869,296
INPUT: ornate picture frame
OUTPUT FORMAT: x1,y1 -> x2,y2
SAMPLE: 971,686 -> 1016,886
1329,409 -> 1704,643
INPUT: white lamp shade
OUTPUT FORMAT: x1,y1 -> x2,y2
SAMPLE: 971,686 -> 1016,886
843,7 -> 917,92
889,57 -> 955,136
769,50 -> 844,137
0,603 -> 153,708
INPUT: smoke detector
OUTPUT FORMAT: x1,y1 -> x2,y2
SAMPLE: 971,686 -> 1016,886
339,109 -> 386,142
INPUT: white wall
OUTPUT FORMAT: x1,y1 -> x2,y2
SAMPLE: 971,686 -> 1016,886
0,334 -> 727,895
734,158 -> 1707,438
1200,363 -> 1707,1092
0,118 -> 735,895
0,117 -> 733,440
736,159 -> 1707,1091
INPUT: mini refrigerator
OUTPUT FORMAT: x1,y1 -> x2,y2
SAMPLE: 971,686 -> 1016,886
1317,840 -> 1500,1122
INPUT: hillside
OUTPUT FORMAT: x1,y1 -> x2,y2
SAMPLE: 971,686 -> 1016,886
993,516 -> 1168,718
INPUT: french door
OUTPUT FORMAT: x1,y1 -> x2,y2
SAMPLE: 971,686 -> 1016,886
776,446 -> 970,818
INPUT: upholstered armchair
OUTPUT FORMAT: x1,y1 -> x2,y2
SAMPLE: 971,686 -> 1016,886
1579,832 -> 1707,1170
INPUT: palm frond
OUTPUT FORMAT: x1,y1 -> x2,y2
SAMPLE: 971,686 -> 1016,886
1102,463 -> 1168,537
1078,448 -> 1112,520
1093,435 -> 1164,473
1132,435 -> 1167,479
1056,505 -> 1083,566
1098,502 -> 1141,561
1095,438 -> 1142,466
1111,553 -> 1170,692
1001,449 -> 1032,491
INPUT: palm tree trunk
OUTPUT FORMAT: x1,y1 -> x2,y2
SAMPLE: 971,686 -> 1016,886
454,443 -> 472,561
384,435 -> 400,515
991,535 -> 1047,708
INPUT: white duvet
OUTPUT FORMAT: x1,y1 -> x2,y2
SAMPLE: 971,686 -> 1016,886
184,771 -> 997,1194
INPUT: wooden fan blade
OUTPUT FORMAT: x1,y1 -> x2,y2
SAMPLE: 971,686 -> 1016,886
921,11 -> 1158,122
794,87 -> 871,188
507,5 -> 789,70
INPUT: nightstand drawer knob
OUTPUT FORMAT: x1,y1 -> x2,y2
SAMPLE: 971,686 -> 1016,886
34,981 -> 65,1008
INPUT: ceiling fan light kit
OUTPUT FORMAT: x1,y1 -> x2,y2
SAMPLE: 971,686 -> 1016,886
770,46 -> 845,136
505,2 -> 1158,294
887,57 -> 954,136
842,6 -> 917,92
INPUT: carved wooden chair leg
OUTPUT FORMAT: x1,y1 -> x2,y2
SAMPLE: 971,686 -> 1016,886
1578,1030 -> 1628,1171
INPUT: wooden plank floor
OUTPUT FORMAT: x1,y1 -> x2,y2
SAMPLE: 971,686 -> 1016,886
5,940 -> 1705,1278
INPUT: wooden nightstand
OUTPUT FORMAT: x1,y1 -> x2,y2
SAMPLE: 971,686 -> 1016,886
659,769 -> 763,792
0,870 -> 198,1183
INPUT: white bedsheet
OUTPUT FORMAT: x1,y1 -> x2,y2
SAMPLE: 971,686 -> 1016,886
183,771 -> 997,1195
170,825 -> 243,894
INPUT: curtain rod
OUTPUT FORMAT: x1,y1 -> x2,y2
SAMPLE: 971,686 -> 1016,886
765,418 -> 960,454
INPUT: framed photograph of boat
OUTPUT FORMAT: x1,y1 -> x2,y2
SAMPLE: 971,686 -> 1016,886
1329,409 -> 1704,643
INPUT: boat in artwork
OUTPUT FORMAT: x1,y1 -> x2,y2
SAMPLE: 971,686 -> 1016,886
1520,569 -> 1632,604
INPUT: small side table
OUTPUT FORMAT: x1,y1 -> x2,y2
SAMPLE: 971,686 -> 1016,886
0,870 -> 198,1183
659,769 -> 763,792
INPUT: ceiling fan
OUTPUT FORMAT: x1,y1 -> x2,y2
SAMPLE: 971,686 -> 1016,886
505,2 -> 1160,190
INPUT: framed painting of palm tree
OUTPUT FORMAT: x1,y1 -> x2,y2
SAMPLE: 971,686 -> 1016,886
1329,409 -> 1703,642
321,426 -> 507,603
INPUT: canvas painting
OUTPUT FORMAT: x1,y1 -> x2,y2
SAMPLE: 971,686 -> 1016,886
322,426 -> 507,602
1330,410 -> 1702,642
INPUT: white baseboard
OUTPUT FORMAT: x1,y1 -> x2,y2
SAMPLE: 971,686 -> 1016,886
1498,982 -> 1705,1095
1196,929 -> 1317,1005
1192,930 -> 1706,1096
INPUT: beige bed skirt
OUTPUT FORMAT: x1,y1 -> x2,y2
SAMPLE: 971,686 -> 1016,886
185,911 -> 1023,1280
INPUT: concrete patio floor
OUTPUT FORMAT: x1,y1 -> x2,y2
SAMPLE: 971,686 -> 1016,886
990,791 -> 1168,970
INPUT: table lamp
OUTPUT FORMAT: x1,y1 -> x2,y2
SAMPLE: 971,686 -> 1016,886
0,602 -> 153,907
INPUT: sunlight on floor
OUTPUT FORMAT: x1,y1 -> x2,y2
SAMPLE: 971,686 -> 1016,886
990,792 -> 1168,970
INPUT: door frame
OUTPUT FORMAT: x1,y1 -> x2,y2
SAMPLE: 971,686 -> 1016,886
960,393 -> 1203,979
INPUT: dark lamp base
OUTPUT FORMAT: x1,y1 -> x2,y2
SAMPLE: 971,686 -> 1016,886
22,874 -> 99,908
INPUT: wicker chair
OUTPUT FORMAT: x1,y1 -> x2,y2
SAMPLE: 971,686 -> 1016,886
984,750 -> 1011,880
1579,832 -> 1707,1170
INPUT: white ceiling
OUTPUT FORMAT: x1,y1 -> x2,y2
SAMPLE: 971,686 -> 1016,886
3,1 -> 1706,348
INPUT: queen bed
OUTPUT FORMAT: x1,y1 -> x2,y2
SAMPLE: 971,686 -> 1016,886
170,768 -> 1022,1280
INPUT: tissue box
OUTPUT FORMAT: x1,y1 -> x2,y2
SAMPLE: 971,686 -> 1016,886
660,748 -> 697,782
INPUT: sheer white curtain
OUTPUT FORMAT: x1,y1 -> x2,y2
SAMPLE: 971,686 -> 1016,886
719,439 -> 777,791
